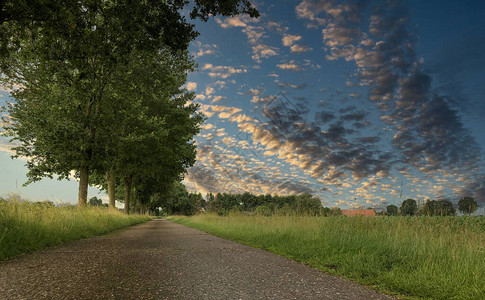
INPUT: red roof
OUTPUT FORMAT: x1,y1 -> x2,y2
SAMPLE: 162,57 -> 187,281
342,209 -> 376,216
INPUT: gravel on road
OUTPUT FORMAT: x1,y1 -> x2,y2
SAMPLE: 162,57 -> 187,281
0,219 -> 397,299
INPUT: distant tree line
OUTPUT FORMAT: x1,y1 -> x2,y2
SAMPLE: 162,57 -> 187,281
203,192 -> 342,216
386,197 -> 478,216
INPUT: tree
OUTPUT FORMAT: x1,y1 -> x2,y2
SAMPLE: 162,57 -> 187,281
422,200 -> 438,216
386,204 -> 399,216
153,181 -> 201,216
458,197 -> 478,215
400,199 -> 417,216
88,196 -> 103,206
0,0 -> 259,207
294,193 -> 322,215
95,48 -> 202,213
436,200 -> 456,216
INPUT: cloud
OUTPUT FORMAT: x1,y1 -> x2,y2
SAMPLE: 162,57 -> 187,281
205,104 -> 243,120
186,136 -> 316,196
186,1 -> 484,205
198,104 -> 214,117
251,95 -> 278,103
251,44 -> 278,63
202,64 -> 247,79
295,0 -> 332,24
282,34 -> 302,46
229,113 -> 258,124
290,44 -> 313,53
276,61 -> 303,71
186,82 -> 197,91
266,21 -> 289,34
217,15 -> 285,64
201,123 -> 214,131
277,82 -> 308,89
232,95 -> 393,183
300,0 -> 484,201
194,94 -> 206,101
205,87 -> 214,96
215,15 -> 257,28
340,111 -> 367,122
242,25 -> 266,44
0,140 -> 16,155
315,111 -> 336,124
192,43 -> 218,58
322,24 -> 361,47
212,96 -> 226,103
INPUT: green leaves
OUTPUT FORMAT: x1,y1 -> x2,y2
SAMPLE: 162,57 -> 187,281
458,197 -> 478,215
0,0 -> 257,206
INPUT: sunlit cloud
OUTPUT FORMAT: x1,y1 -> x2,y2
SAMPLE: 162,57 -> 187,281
202,64 -> 247,78
282,34 -> 302,46
179,0 -> 485,208
186,82 -> 197,91
215,15 -> 257,28
290,44 -> 312,53
276,61 -> 303,71
251,44 -> 278,63
192,42 -> 218,58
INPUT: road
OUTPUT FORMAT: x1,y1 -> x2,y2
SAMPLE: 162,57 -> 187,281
0,219 -> 396,299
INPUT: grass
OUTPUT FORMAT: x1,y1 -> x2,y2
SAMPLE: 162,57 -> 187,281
0,200 -> 151,261
169,214 -> 485,299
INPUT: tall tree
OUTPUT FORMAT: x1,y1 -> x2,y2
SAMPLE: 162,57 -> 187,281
400,199 -> 417,216
458,197 -> 478,215
386,204 -> 398,216
422,200 -> 439,216
99,49 -> 201,213
436,200 -> 456,216
0,0 -> 258,206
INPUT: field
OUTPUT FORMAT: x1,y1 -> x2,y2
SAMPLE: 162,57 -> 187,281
0,200 -> 151,261
169,214 -> 485,299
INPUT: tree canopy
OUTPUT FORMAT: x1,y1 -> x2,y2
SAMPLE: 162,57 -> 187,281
386,204 -> 398,216
0,0 -> 259,208
400,199 -> 417,216
458,197 -> 478,215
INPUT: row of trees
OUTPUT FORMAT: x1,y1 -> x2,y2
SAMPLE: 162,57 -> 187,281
203,192 -> 342,216
0,0 -> 259,212
387,197 -> 479,216
150,181 -> 204,216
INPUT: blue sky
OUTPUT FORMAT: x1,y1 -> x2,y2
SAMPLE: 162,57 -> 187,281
1,0 -> 484,210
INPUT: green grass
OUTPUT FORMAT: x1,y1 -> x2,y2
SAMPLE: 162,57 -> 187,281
0,200 -> 151,261
169,214 -> 485,299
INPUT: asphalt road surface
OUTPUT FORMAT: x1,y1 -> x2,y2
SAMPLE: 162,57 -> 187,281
0,219 -> 397,299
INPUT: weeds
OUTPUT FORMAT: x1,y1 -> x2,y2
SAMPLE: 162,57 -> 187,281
0,200 -> 151,260
169,214 -> 485,299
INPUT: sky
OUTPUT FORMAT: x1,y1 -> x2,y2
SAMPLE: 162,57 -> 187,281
1,0 -> 485,210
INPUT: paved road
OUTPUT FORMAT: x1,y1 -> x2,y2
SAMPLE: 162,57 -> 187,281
0,220 -> 396,299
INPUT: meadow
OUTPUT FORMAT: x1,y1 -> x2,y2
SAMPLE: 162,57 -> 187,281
0,199 -> 151,260
169,214 -> 485,299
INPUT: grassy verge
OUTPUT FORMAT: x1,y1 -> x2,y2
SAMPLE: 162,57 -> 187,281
0,200 -> 151,261
168,214 -> 485,299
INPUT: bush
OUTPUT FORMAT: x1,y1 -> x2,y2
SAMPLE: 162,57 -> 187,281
254,205 -> 272,216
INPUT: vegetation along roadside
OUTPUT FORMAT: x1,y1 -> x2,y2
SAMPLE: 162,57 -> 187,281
0,198 -> 151,261
169,214 -> 485,299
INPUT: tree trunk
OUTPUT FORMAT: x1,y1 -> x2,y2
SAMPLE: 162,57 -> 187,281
107,171 -> 116,209
137,197 -> 142,214
78,165 -> 89,207
124,174 -> 133,214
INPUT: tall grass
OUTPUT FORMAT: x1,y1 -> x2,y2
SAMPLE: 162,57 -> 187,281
0,200 -> 151,260
169,214 -> 485,299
